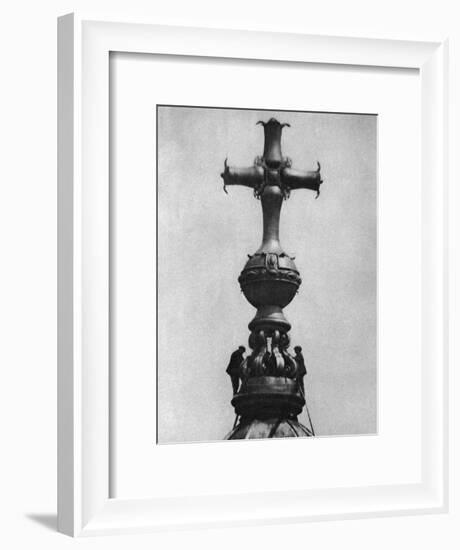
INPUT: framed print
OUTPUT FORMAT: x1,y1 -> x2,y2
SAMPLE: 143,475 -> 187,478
58,14 -> 448,536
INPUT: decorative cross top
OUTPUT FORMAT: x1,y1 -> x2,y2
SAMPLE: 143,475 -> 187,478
221,118 -> 322,199
221,117 -> 321,440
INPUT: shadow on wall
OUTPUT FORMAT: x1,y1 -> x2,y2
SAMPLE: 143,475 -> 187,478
25,513 -> 56,532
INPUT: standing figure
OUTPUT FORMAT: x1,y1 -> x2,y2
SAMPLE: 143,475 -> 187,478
226,346 -> 245,394
294,346 -> 307,396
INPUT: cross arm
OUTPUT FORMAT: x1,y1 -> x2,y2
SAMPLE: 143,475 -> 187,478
281,162 -> 323,197
221,158 -> 264,194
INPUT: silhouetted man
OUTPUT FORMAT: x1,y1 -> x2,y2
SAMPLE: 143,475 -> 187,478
294,345 -> 307,395
226,346 -> 245,394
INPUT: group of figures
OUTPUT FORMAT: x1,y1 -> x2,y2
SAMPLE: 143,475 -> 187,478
226,344 -> 308,397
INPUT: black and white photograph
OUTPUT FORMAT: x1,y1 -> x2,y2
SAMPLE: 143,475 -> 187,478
157,105 -> 377,443
1,0 -> 453,545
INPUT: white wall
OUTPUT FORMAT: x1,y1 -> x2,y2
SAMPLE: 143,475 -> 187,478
0,0 -> 458,548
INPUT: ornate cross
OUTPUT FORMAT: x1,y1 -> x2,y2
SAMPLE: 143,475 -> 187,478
221,118 -> 322,439
222,118 -> 322,199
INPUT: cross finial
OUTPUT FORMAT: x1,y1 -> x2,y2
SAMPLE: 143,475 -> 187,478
221,118 -> 322,199
221,118 -> 322,440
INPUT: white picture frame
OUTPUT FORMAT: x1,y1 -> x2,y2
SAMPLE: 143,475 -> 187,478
57,13 -> 448,537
